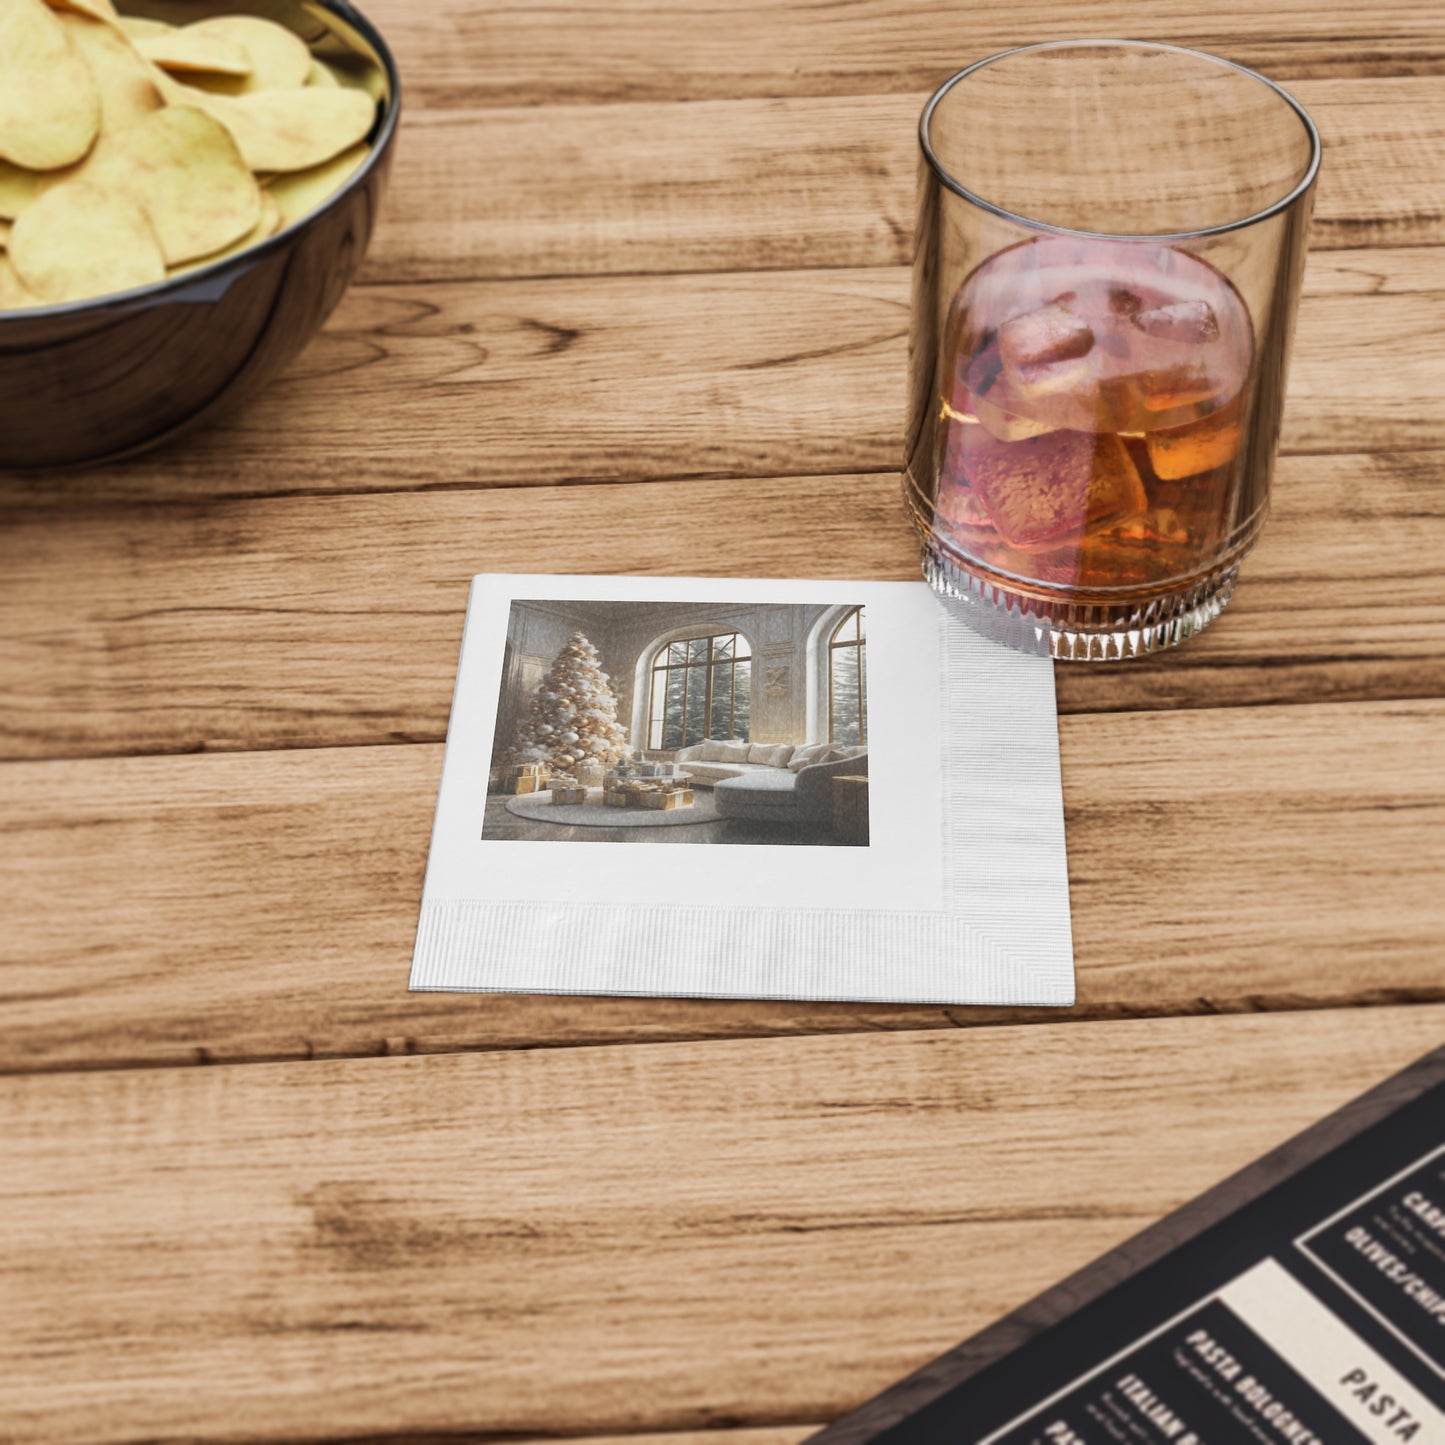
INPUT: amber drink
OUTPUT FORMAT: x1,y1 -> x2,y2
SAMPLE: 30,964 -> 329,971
907,42 -> 1320,658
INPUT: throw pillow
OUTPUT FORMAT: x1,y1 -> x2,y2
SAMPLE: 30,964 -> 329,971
719,739 -> 751,763
699,739 -> 727,762
766,743 -> 795,768
787,743 -> 826,772
748,743 -> 773,764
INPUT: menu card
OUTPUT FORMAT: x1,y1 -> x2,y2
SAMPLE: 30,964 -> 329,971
813,1046 -> 1445,1444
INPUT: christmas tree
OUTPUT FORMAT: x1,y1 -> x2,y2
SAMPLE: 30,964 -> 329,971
507,631 -> 631,771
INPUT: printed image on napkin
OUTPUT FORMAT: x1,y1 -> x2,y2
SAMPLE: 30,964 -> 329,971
411,574 -> 1073,1006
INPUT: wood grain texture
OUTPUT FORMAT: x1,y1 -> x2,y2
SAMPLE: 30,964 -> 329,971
2,447 -> 1443,762
363,0 -> 1445,107
1,1008 -> 1440,1442
816,1046 -> 1445,1442
4,700 -> 1442,1073
360,80 -> 1445,284
2,246 -> 1442,516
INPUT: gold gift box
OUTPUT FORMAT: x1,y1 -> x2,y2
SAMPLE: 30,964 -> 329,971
604,782 -> 694,810
641,788 -> 694,810
551,786 -> 588,805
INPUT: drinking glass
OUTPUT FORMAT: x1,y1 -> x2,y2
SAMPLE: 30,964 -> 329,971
905,40 -> 1320,659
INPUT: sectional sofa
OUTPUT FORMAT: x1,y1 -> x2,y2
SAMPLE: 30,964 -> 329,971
670,739 -> 868,825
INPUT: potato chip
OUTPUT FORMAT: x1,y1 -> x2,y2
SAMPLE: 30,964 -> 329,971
306,57 -> 338,88
56,11 -> 163,133
0,159 -> 42,219
267,141 -> 367,228
45,0 -> 116,21
0,255 -> 42,309
186,14 -> 309,90
169,185 -> 279,274
136,27 -> 253,78
10,181 -> 165,302
152,73 -> 375,172
115,14 -> 171,40
0,0 -> 102,170
0,219 -> 9,249
70,105 -> 261,264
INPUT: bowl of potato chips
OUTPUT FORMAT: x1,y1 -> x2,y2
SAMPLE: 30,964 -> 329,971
0,0 -> 398,467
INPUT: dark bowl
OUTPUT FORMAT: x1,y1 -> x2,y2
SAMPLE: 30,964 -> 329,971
0,0 -> 399,469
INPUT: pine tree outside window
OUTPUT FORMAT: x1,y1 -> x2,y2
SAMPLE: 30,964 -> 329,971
828,607 -> 866,745
648,632 -> 751,749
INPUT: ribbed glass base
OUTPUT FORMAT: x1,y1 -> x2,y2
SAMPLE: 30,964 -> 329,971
923,546 -> 1238,661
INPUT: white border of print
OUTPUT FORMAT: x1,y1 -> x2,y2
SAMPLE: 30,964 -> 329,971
1294,1142 -> 1445,1380
410,574 -> 1074,1007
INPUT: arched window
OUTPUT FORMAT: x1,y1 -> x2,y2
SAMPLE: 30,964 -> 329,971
648,632 -> 752,749
828,607 -> 866,745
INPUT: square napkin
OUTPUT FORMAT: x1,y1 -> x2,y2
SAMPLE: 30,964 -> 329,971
411,574 -> 1073,1006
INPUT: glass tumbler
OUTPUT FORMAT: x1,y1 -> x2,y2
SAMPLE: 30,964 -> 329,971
905,41 -> 1320,659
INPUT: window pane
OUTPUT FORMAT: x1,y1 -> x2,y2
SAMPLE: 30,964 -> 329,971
684,666 -> 708,744
688,637 -> 710,664
710,663 -> 734,738
663,666 -> 687,749
668,641 -> 688,664
712,634 -> 733,660
831,646 -> 861,745
858,642 -> 868,743
732,660 -> 751,740
734,633 -> 751,661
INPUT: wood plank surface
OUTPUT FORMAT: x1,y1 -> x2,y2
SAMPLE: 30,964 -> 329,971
362,80 -> 1445,284
4,699 -> 1441,1074
2,245 -> 1441,518
2,1008 -> 1440,1441
4,2 -> 1445,1440
364,1 -> 1445,106
3,447 -> 1443,762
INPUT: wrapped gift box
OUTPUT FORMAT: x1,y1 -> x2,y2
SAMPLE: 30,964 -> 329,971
641,788 -> 694,810
551,785 -> 588,805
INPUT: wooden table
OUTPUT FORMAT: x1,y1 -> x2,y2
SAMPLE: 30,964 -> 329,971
3,2 -> 1444,1439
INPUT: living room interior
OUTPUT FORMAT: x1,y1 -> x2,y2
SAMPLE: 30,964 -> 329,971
484,598 -> 869,845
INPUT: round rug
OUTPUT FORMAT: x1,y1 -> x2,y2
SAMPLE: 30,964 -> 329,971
505,787 -> 723,828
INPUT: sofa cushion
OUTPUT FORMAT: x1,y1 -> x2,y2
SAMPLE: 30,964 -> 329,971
715,769 -> 798,794
698,739 -> 727,761
718,738 -> 751,763
765,743 -> 795,767
787,742 -> 830,772
747,742 -> 772,764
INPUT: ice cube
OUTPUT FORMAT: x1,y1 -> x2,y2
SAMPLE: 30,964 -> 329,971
962,343 -> 1057,442
997,302 -> 1095,374
973,390 -> 1058,443
963,429 -> 1147,551
1134,360 -> 1226,415
1134,300 -> 1219,344
1145,404 -> 1244,479
934,481 -> 995,534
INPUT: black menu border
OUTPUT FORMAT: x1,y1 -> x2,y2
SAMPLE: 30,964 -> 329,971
806,1044 -> 1445,1445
